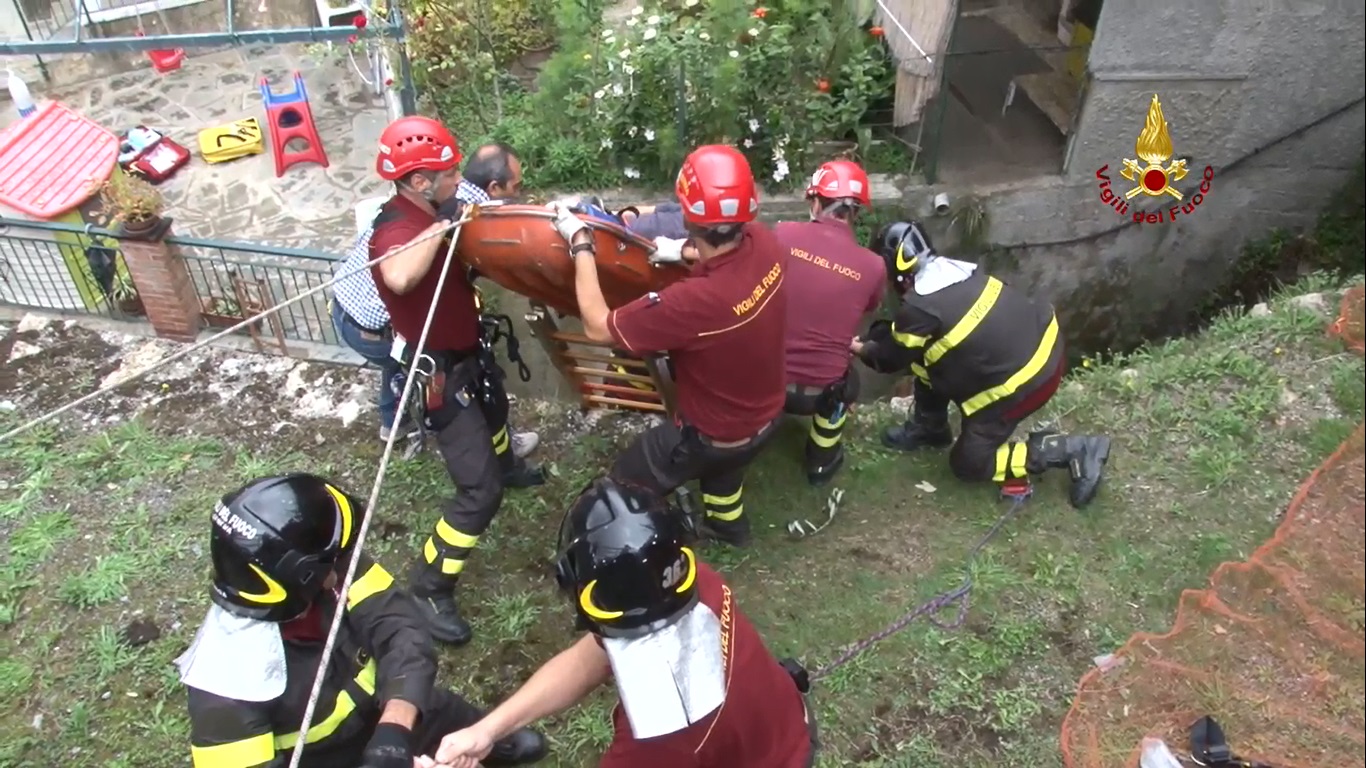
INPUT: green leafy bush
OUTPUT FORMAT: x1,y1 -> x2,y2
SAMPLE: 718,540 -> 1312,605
414,0 -> 894,192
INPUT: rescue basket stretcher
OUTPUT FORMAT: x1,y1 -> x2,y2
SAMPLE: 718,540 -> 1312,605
456,203 -> 686,416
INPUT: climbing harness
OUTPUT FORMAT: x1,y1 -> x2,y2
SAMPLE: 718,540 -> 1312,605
0,217 -> 470,446
1189,715 -> 1277,768
786,488 -> 845,539
286,217 -> 471,767
807,493 -> 1031,683
480,312 -> 532,383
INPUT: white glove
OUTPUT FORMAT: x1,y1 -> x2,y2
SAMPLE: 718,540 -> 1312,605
650,237 -> 686,264
549,201 -> 589,244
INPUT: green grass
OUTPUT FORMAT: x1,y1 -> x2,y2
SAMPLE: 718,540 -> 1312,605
0,275 -> 1363,767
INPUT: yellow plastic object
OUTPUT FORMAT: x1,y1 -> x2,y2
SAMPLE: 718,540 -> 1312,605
198,118 -> 265,164
1066,23 -> 1094,83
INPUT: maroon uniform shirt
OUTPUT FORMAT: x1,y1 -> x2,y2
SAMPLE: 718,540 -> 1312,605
607,223 -> 788,441
368,195 -> 481,353
598,563 -> 811,768
774,218 -> 886,388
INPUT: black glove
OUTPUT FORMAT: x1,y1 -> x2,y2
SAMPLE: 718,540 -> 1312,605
436,196 -> 465,223
360,722 -> 412,768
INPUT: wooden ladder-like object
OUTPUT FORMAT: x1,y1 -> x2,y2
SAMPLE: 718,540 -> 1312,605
524,302 -> 677,416
231,273 -> 290,356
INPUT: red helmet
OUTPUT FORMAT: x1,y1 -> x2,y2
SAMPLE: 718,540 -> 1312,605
375,116 -> 462,181
805,160 -> 871,207
675,145 -> 759,226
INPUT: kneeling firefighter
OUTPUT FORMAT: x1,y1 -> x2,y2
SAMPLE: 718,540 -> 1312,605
178,473 -> 548,768
776,159 -> 887,485
852,221 -> 1111,507
421,477 -> 817,768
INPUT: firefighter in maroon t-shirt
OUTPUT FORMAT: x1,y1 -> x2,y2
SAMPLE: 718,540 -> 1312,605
775,160 -> 887,486
546,145 -> 789,548
365,116 -> 547,648
419,477 -> 817,768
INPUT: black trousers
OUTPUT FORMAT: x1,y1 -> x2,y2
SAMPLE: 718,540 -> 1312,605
609,419 -> 778,528
783,368 -> 860,474
297,687 -> 488,767
416,358 -> 517,584
909,377 -> 1039,483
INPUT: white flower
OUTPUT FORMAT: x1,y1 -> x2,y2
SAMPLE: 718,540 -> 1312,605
624,64 -> 636,75
601,28 -> 613,38
626,17 -> 637,26
748,118 -> 760,133
773,167 -> 787,182
643,27 -> 657,40
612,82 -> 624,96
644,128 -> 656,141
631,5 -> 643,15
619,47 -> 632,59
743,138 -> 754,148
602,137 -> 614,149
624,167 -> 641,179
748,27 -> 760,36
778,134 -> 791,147
684,0 -> 698,6
647,14 -> 660,24
594,88 -> 606,99
699,31 -> 710,40
728,49 -> 739,58
628,125 -> 638,137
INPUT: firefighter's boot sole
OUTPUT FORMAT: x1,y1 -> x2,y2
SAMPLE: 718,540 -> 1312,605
1066,436 -> 1111,509
484,727 -> 551,766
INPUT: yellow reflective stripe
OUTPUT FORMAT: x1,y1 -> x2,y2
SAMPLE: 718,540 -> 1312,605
273,660 -> 377,751
192,732 -> 275,767
1010,442 -> 1028,478
702,489 -> 741,507
892,329 -> 927,348
436,519 -> 479,549
992,443 -> 1011,483
809,428 -> 841,448
814,412 -> 846,431
961,315 -> 1059,417
706,506 -> 744,522
924,277 -> 1003,366
910,364 -> 929,382
423,538 -> 466,575
345,563 -> 394,611
491,426 -> 510,454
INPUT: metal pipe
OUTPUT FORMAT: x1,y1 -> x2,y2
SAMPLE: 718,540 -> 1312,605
0,217 -> 341,261
0,22 -> 401,55
226,0 -> 234,36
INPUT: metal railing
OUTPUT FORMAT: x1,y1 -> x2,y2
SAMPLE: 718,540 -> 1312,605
0,217 -> 345,348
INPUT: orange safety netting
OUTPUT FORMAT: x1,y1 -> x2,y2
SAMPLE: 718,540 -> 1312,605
1061,286 -> 1366,768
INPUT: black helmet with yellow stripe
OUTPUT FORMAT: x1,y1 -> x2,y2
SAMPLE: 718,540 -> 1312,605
874,220 -> 936,291
554,477 -> 698,639
210,473 -> 360,623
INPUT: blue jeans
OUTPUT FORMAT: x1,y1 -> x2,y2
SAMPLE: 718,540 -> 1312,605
331,300 -> 401,429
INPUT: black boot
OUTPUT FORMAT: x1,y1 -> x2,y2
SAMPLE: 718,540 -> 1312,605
503,457 -> 547,489
806,445 -> 845,487
699,516 -> 752,548
1026,433 -> 1112,509
483,727 -> 550,766
408,566 -> 473,646
882,414 -> 953,452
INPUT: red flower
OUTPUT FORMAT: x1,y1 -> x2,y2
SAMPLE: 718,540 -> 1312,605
816,78 -> 830,93
415,16 -> 426,28
353,13 -> 367,28
869,25 -> 884,37
384,78 -> 394,86
752,7 -> 767,18
347,34 -> 358,44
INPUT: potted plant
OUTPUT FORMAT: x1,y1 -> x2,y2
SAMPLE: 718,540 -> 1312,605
200,295 -> 245,329
110,270 -> 144,316
93,170 -> 168,239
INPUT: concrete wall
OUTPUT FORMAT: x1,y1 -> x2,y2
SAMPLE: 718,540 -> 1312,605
904,0 -> 1365,354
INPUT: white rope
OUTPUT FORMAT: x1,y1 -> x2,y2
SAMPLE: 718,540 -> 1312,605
0,219 -> 462,445
873,0 -> 934,64
286,214 -> 468,766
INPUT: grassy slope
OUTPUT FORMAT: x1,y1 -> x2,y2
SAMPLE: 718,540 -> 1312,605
0,274 -> 1363,768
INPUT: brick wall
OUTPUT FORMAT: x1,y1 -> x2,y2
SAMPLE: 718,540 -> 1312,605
120,235 -> 202,343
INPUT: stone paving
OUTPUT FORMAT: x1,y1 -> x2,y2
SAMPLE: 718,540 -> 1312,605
3,43 -> 390,254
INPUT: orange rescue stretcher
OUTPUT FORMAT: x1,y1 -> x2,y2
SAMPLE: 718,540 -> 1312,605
456,203 -> 685,415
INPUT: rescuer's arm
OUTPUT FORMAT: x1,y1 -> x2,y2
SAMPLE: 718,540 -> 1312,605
374,199 -> 465,295
432,634 -> 612,764
343,554 -> 438,714
186,688 -> 283,768
857,301 -> 937,374
571,237 -> 613,343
